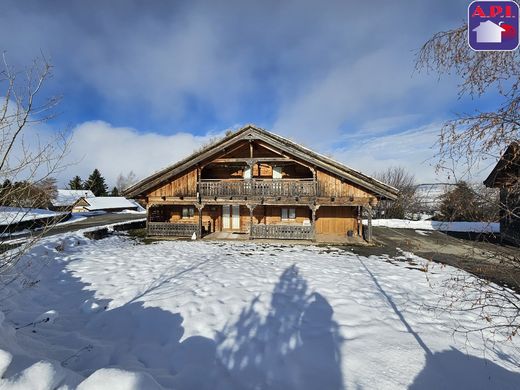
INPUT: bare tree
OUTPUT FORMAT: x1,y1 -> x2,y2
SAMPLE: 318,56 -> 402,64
373,166 -> 418,219
116,171 -> 137,193
417,16 -> 520,341
0,53 -> 69,287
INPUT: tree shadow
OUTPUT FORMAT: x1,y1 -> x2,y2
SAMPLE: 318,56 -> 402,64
409,347 -> 520,390
2,242 -> 344,389
215,264 -> 344,390
356,255 -> 520,390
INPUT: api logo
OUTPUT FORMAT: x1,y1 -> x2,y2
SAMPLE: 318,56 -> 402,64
468,1 -> 519,51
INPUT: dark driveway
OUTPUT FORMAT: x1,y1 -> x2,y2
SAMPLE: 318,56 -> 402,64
352,226 -> 520,292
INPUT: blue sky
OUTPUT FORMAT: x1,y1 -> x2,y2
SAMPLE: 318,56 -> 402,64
0,0 -> 499,186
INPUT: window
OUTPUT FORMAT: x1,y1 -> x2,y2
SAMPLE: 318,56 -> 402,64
281,207 -> 296,220
182,206 -> 194,219
243,166 -> 252,179
272,166 -> 283,179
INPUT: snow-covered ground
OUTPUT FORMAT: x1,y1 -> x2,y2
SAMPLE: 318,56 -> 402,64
367,218 -> 500,233
0,233 -> 519,389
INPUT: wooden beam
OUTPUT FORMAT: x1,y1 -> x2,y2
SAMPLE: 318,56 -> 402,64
210,157 -> 293,164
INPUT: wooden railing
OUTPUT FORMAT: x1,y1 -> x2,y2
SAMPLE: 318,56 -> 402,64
199,179 -> 317,197
147,222 -> 198,237
250,224 -> 314,240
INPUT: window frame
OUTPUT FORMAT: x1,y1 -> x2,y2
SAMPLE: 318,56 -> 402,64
281,207 -> 296,221
181,206 -> 195,219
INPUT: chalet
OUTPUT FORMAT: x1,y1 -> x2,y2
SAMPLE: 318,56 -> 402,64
50,189 -> 95,211
72,196 -> 140,213
123,125 -> 398,242
484,141 -> 520,245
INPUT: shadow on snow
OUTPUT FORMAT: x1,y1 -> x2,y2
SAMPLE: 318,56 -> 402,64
2,237 -> 520,389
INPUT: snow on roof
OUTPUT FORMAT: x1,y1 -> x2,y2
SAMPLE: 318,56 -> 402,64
80,197 -> 138,211
52,190 -> 95,207
0,206 -> 62,225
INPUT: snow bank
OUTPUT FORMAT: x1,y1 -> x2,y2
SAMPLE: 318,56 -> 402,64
0,233 -> 518,389
77,368 -> 162,390
367,218 -> 500,233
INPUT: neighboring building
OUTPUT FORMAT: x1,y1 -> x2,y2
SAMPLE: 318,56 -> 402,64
484,141 -> 520,245
72,197 -> 140,213
123,125 -> 398,242
50,189 -> 95,211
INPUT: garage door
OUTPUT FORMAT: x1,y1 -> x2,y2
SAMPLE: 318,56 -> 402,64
315,206 -> 356,235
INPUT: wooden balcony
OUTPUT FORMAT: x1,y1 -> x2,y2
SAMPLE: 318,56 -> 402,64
199,179 -> 316,198
147,222 -> 198,237
250,224 -> 314,240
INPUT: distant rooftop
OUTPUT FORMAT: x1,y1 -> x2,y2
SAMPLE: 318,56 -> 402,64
52,189 -> 95,207
78,197 -> 138,211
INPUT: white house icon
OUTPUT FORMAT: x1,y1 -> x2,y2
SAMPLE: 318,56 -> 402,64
473,20 -> 506,43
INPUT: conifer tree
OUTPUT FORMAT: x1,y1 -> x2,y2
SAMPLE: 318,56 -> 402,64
110,186 -> 119,197
68,175 -> 83,190
84,169 -> 108,196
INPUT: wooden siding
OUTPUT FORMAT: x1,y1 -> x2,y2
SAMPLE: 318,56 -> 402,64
149,169 -> 198,197
315,206 -> 358,235
317,170 -> 371,198
252,206 -> 311,225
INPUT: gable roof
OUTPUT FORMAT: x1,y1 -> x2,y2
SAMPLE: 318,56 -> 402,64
52,189 -> 95,207
123,125 -> 399,200
74,196 -> 138,211
484,141 -> 520,188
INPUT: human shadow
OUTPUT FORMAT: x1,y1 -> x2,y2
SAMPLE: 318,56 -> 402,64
3,240 -> 344,390
215,265 -> 344,390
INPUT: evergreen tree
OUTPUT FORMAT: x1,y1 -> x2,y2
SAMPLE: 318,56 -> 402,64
438,181 -> 486,222
68,175 -> 83,190
84,169 -> 108,196
110,186 -> 120,197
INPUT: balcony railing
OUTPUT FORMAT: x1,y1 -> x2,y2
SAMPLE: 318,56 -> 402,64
199,179 -> 316,198
147,222 -> 198,237
250,224 -> 314,240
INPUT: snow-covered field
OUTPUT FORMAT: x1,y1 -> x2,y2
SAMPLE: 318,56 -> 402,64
0,233 -> 519,389
368,218 -> 500,233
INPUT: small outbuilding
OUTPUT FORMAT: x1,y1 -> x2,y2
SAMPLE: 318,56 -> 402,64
72,197 -> 140,213
51,190 -> 95,211
484,141 -> 520,245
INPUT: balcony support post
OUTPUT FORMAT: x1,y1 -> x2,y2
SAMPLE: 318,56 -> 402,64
195,203 -> 205,239
366,205 -> 373,243
247,204 -> 257,238
309,204 -> 319,241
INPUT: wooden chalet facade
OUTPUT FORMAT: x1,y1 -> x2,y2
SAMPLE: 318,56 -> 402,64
484,141 -> 520,245
123,125 -> 398,242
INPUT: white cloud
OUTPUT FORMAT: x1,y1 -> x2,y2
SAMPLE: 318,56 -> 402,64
328,123 -> 443,183
62,121 -> 217,187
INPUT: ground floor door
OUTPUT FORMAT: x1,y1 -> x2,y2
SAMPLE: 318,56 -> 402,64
222,205 -> 240,230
